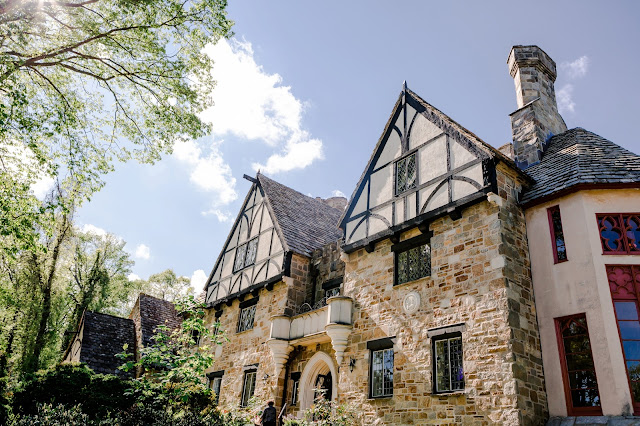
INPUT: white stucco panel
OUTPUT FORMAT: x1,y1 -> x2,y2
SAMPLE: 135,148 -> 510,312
370,166 -> 393,208
450,139 -> 477,169
375,131 -> 402,169
351,181 -> 368,216
423,183 -> 448,212
451,179 -> 477,200
409,113 -> 442,150
419,136 -> 447,183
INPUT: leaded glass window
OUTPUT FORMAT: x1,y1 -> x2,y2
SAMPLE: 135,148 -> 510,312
396,243 -> 431,285
233,237 -> 259,272
395,153 -> 417,195
237,305 -> 256,333
240,370 -> 256,407
325,286 -> 340,299
548,206 -> 568,263
371,348 -> 394,397
434,335 -> 464,393
597,213 -> 640,254
210,377 -> 222,404
555,314 -> 602,415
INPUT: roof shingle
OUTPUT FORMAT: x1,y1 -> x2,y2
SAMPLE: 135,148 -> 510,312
257,173 -> 343,256
521,128 -> 640,204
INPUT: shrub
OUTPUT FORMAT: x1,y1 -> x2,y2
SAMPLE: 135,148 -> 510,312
11,363 -> 133,419
282,394 -> 360,426
9,403 -> 96,425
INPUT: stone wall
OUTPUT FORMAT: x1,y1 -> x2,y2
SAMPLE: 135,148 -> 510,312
307,241 -> 345,306
336,164 -> 546,425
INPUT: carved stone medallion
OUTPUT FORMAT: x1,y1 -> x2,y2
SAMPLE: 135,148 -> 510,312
403,291 -> 421,314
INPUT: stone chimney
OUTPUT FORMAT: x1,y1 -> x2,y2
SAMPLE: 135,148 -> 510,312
508,45 -> 567,168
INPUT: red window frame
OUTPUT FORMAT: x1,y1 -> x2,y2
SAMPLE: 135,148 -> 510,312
548,205 -> 568,264
607,264 -> 640,414
555,313 -> 603,416
597,213 -> 640,255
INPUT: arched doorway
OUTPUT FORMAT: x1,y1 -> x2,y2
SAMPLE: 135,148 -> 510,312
298,351 -> 338,412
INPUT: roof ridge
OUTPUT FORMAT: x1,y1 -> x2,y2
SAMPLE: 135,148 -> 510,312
257,173 -> 342,214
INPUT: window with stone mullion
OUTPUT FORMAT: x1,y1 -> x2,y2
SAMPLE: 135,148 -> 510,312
396,243 -> 431,285
241,371 -> 256,407
371,348 -> 393,397
237,305 -> 256,333
434,335 -> 464,393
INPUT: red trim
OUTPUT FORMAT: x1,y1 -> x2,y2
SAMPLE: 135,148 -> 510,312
597,213 -> 640,255
548,205 -> 568,264
607,264 -> 640,415
554,313 -> 603,416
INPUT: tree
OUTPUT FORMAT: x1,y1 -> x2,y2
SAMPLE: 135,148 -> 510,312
0,0 -> 233,255
146,269 -> 194,302
118,295 -> 224,411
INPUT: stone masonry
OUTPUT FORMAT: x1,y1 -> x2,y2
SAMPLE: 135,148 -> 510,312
337,164 -> 546,425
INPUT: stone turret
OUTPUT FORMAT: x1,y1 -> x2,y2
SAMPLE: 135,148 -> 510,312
508,45 -> 567,168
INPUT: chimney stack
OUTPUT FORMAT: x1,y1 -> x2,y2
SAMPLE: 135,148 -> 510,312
508,45 -> 567,168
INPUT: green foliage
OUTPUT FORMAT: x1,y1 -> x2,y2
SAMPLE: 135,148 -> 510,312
283,394 -> 360,426
118,295 -> 226,412
0,0 -> 233,256
11,363 -> 133,419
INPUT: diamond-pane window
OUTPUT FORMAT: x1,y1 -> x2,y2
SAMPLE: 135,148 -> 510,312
433,335 -> 464,393
396,153 -> 417,195
240,370 -> 256,407
371,348 -> 393,397
396,243 -> 431,285
233,237 -> 259,272
597,213 -> 640,254
237,305 -> 256,333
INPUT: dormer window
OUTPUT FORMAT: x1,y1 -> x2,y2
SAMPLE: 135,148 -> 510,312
395,152 -> 417,195
233,237 -> 258,272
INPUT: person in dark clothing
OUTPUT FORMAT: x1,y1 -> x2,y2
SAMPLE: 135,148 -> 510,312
260,400 -> 277,426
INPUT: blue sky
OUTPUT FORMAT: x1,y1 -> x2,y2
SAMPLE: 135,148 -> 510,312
76,1 -> 640,291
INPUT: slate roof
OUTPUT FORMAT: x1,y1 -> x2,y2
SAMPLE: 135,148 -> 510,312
79,311 -> 135,377
257,173 -> 344,256
521,128 -> 640,204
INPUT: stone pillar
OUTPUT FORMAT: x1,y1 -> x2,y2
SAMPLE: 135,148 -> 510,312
507,45 -> 567,168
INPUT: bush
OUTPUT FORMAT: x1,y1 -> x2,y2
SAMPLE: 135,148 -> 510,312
11,363 -> 133,419
282,394 -> 360,426
8,403 -> 99,425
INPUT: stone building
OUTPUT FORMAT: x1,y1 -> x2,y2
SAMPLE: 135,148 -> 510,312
65,44 -> 640,425
63,293 -> 181,377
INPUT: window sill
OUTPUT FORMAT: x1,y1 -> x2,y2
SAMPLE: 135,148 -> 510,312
431,390 -> 466,396
236,328 -> 254,335
367,395 -> 393,400
393,275 -> 431,289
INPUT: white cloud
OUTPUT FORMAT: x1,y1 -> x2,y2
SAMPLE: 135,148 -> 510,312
190,269 -> 208,291
134,244 -> 151,260
128,273 -> 141,281
81,224 -> 107,237
31,176 -> 55,199
561,56 -> 589,79
331,190 -> 346,198
201,208 -> 232,222
557,84 -> 576,114
201,38 -> 323,175
173,139 -> 237,209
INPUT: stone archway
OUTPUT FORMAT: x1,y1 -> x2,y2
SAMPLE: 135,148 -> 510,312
298,351 -> 338,412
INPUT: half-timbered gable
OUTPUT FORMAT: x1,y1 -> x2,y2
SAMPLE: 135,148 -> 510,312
205,173 -> 343,305
339,84 -> 522,252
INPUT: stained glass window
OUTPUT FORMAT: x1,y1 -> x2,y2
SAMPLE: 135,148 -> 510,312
433,335 -> 464,393
237,304 -> 256,333
396,153 -> 417,195
371,348 -> 394,397
598,214 -> 640,254
548,206 -> 568,263
396,243 -> 431,285
233,237 -> 259,272
555,314 -> 602,415
240,370 -> 256,407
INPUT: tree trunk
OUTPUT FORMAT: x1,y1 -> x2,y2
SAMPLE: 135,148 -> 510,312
0,311 -> 18,379
28,215 -> 70,372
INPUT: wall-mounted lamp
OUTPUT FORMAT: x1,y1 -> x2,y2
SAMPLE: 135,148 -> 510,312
349,357 -> 356,373
263,373 -> 270,381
